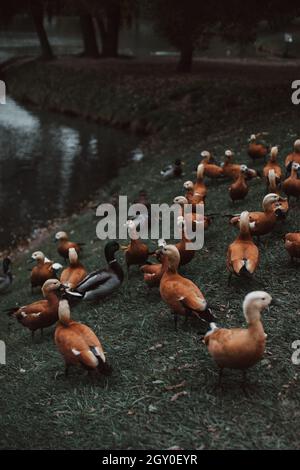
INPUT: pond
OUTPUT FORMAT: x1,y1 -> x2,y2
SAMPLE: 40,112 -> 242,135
0,97 -> 138,250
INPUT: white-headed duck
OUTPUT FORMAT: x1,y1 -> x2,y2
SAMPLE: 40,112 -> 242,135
204,291 -> 272,385
267,170 -> 289,214
122,220 -> 152,274
140,239 -> 168,288
285,139 -> 300,174
6,279 -> 65,339
175,216 -> 196,266
248,134 -> 269,161
159,245 -> 215,329
282,162 -> 300,202
222,150 -> 259,180
29,251 -> 62,292
228,165 -> 249,202
55,299 -> 112,377
60,248 -> 87,289
55,231 -> 85,260
200,150 -> 223,178
263,146 -> 282,183
227,211 -> 259,285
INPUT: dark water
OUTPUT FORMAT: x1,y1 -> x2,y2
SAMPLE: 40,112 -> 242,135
0,97 -> 137,249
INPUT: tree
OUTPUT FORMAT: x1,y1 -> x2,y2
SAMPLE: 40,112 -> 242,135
0,0 -> 54,59
147,0 -> 218,72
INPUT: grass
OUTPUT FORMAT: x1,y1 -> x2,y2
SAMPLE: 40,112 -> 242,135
1,60 -> 300,449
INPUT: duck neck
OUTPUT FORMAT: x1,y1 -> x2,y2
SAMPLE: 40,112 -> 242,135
45,291 -> 59,307
247,315 -> 265,337
291,167 -> 298,179
106,250 -> 124,282
239,214 -> 251,239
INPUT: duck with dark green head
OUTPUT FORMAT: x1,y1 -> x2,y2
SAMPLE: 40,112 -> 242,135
0,258 -> 12,294
66,241 -> 123,302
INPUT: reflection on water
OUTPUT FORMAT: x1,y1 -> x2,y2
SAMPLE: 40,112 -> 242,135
0,97 -> 137,249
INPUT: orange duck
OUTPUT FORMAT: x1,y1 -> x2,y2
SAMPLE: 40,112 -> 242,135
204,291 -> 272,386
6,279 -> 65,339
230,193 -> 284,241
263,146 -> 282,184
248,134 -> 269,161
60,248 -> 87,289
222,150 -> 259,180
267,169 -> 289,214
284,232 -> 300,262
200,151 -> 223,178
173,196 -> 212,231
183,181 -> 204,206
282,162 -> 300,202
55,231 -> 85,260
228,165 -> 249,203
55,299 -> 112,377
193,163 -> 207,201
122,220 -> 152,274
140,240 -> 168,288
29,251 -> 62,292
227,211 -> 259,285
159,244 -> 215,330
175,216 -> 196,266
285,139 -> 300,174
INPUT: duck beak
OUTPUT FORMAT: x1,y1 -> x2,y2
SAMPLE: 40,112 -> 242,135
120,245 -> 129,251
59,284 -> 68,293
27,258 -> 34,264
200,306 -> 216,323
271,298 -> 282,307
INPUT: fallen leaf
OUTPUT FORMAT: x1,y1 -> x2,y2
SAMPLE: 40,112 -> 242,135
170,390 -> 188,402
164,380 -> 187,391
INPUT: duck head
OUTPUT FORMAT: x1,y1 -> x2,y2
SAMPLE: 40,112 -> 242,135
270,146 -> 278,161
249,134 -> 256,143
201,150 -> 212,163
173,195 -> 188,206
243,291 -> 272,324
224,149 -> 234,162
41,279 -> 66,297
262,193 -> 280,211
294,139 -> 300,153
29,251 -> 45,264
55,231 -> 68,242
159,244 -> 180,271
183,181 -> 194,191
104,241 -> 120,263
175,159 -> 184,167
240,164 -> 248,176
196,163 -> 205,179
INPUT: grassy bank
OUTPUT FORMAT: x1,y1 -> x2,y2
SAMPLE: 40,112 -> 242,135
1,59 -> 300,449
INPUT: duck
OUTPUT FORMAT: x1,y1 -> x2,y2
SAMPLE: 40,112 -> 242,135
122,220 -> 152,274
175,216 -> 196,266
60,248 -> 87,289
284,232 -> 300,262
221,150 -> 259,180
193,163 -> 207,201
200,150 -> 223,178
227,211 -> 259,285
183,181 -> 204,206
173,196 -> 212,231
55,231 -> 85,260
161,159 -> 184,179
6,279 -> 65,339
133,190 -> 151,213
266,169 -> 289,215
282,162 -> 300,202
66,241 -> 123,302
204,291 -> 272,385
248,134 -> 269,161
140,239 -> 168,288
230,193 -> 284,241
228,165 -> 249,203
55,299 -> 112,377
0,258 -> 12,294
263,146 -> 282,184
29,251 -> 62,292
159,244 -> 215,330
285,139 -> 300,175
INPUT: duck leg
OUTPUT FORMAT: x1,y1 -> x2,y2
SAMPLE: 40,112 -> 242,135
241,370 -> 249,396
227,272 -> 233,286
40,328 -> 44,338
65,364 -> 70,377
218,368 -> 224,387
173,312 -> 178,332
31,330 -> 35,342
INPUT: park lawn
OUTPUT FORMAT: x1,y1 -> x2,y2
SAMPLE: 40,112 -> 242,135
0,65 -> 300,449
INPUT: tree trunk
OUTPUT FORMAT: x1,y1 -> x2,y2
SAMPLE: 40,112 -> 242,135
80,14 -> 100,58
30,0 -> 54,60
97,2 -> 121,58
177,44 -> 194,73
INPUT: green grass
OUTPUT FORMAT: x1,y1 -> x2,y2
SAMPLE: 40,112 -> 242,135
1,64 -> 300,449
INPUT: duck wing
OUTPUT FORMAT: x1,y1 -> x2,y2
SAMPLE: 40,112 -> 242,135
73,269 -> 112,293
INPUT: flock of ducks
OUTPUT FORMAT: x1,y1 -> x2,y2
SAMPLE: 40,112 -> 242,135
2,133 -> 300,387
